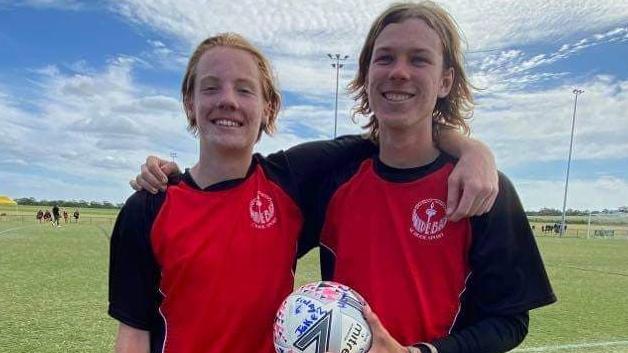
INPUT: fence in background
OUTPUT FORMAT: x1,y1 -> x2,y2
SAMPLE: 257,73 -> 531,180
2,215 -> 626,238
0,215 -> 116,226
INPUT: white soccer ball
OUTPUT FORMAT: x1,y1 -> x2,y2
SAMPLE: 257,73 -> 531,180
273,281 -> 372,353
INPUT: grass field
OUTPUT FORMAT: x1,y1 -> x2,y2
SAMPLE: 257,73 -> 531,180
1,216 -> 627,352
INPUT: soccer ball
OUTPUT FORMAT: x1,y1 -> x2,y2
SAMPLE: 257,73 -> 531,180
273,281 -> 372,353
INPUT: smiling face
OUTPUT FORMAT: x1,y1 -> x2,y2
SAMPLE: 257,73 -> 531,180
366,18 -> 453,135
190,46 -> 268,153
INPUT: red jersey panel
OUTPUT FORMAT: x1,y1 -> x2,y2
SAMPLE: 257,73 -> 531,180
110,138 -> 379,353
321,159 -> 471,345
150,166 -> 302,353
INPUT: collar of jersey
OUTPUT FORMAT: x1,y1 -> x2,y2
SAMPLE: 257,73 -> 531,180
372,151 -> 455,183
173,155 -> 260,192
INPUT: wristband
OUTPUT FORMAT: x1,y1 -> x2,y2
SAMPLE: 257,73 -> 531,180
418,342 -> 438,353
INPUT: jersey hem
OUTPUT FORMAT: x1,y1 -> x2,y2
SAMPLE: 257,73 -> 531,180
488,293 -> 557,315
108,306 -> 152,331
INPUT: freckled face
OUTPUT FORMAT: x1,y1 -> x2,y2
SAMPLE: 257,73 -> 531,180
191,47 -> 268,152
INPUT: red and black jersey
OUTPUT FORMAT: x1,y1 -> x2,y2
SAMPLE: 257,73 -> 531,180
109,136 -> 377,353
307,152 -> 556,353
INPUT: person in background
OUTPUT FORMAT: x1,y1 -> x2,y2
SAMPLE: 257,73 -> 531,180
51,205 -> 61,227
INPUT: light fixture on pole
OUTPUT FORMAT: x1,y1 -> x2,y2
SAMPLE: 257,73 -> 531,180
560,88 -> 584,237
327,53 -> 349,138
170,151 -> 177,163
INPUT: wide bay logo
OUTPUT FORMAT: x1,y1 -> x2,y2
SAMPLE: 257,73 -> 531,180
410,198 -> 447,240
249,191 -> 277,229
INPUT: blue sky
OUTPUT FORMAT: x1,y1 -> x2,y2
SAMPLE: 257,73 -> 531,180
0,0 -> 627,210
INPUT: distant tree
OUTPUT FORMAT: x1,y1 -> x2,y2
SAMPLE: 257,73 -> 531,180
538,208 -> 561,216
11,197 -> 120,209
15,197 -> 36,205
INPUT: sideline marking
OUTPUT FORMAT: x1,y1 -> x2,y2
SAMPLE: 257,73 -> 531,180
514,340 -> 628,352
546,263 -> 628,277
94,224 -> 111,240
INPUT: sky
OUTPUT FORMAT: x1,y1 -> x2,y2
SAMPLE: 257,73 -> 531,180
0,0 -> 627,211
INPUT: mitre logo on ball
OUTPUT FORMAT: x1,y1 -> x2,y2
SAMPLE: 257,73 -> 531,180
273,281 -> 372,353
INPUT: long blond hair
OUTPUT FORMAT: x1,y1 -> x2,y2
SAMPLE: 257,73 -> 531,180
348,1 -> 473,141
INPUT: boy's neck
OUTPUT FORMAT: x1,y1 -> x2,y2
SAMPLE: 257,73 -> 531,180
378,124 -> 439,168
191,143 -> 254,189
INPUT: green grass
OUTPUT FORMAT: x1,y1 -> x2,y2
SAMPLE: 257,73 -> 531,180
515,237 -> 628,352
2,222 -> 627,352
0,221 -> 115,353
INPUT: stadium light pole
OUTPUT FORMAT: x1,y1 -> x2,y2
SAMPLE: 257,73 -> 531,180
560,88 -> 584,237
327,53 -> 349,138
170,152 -> 177,163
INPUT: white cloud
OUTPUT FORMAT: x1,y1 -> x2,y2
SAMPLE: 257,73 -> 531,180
471,75 -> 628,165
516,176 -> 628,211
141,40 -> 189,71
0,58 -> 196,202
0,170 -> 129,203
110,0 -> 376,56
111,0 -> 628,53
108,1 -> 628,119
470,25 -> 628,91
3,0 -> 627,209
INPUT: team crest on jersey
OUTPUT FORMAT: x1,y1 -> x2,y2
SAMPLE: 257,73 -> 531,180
410,198 -> 447,240
249,191 -> 277,229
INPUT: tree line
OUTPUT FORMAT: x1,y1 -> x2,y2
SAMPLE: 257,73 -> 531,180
527,207 -> 627,216
15,197 -> 123,209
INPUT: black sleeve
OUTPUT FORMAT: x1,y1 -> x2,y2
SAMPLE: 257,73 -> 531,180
265,135 -> 376,257
423,313 -> 529,353
275,134 -> 376,186
466,173 -> 556,315
108,191 -> 164,330
425,173 -> 556,353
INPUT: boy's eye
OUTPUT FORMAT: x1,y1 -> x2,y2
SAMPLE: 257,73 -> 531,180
374,55 -> 393,64
412,57 -> 427,65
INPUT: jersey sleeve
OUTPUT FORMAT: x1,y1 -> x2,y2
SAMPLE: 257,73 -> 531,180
425,312 -> 529,353
422,174 -> 555,353
108,191 -> 163,330
265,135 -> 376,257
464,173 -> 556,317
273,134 -> 376,186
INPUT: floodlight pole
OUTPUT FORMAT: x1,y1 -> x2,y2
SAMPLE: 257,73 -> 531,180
587,210 -> 592,239
170,152 -> 177,163
560,89 -> 584,236
327,53 -> 349,138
